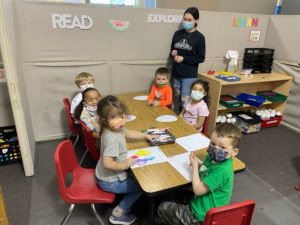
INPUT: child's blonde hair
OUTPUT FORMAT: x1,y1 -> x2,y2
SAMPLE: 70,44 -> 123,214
214,123 -> 241,149
74,72 -> 95,87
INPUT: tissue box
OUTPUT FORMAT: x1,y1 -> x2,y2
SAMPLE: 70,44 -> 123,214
233,111 -> 261,134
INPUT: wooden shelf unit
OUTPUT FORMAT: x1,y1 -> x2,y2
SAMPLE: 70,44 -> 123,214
198,72 -> 293,135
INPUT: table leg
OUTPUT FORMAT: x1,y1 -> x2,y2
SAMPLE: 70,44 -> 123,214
148,196 -> 155,225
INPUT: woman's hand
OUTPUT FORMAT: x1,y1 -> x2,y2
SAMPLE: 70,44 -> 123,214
174,55 -> 184,63
171,50 -> 178,57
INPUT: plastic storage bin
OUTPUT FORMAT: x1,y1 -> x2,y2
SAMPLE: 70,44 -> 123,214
233,111 -> 262,134
0,126 -> 21,165
220,95 -> 244,108
243,48 -> 274,73
261,116 -> 282,128
256,91 -> 287,102
236,93 -> 265,107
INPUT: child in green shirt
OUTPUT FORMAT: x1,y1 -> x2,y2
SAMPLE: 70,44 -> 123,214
157,123 -> 241,224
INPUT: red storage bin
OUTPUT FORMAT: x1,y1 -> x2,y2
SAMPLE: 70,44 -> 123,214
261,116 -> 282,128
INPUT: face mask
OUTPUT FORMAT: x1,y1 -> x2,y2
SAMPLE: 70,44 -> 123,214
80,83 -> 94,91
156,83 -> 167,88
207,144 -> 230,162
109,117 -> 127,129
182,21 -> 194,30
191,90 -> 204,101
84,104 -> 97,114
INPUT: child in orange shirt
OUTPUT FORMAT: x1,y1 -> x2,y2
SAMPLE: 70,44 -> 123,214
148,67 -> 173,107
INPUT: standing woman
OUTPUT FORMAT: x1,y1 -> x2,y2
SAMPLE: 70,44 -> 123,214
170,7 -> 206,112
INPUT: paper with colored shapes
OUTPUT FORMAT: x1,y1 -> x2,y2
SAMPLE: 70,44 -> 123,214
133,95 -> 148,101
175,133 -> 210,152
168,152 -> 192,182
127,146 -> 168,168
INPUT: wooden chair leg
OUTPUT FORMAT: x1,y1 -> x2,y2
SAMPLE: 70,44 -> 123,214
91,204 -> 106,225
61,204 -> 75,225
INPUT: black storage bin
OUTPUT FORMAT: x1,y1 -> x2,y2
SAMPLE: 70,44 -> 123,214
0,126 -> 21,165
243,48 -> 274,73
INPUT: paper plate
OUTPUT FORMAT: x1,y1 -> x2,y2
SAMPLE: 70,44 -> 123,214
156,115 -> 177,122
127,115 -> 136,122
133,95 -> 148,101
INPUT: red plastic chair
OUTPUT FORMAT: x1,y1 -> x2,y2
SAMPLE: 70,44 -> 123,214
63,98 -> 80,147
79,120 -> 100,163
201,116 -> 209,136
202,199 -> 255,225
54,140 -> 115,225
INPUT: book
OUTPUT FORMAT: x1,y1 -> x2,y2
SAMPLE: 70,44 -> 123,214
144,128 -> 176,146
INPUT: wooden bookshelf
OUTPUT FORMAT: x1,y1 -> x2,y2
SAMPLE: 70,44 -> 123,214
198,72 -> 293,135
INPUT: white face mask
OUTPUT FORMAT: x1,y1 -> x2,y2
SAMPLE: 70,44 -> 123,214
80,83 -> 94,91
84,104 -> 97,114
191,90 -> 204,101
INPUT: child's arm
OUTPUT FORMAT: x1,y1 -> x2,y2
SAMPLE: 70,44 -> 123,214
179,108 -> 185,118
103,156 -> 135,170
192,116 -> 206,130
190,153 -> 209,196
125,129 -> 156,141
92,131 -> 101,139
148,85 -> 155,105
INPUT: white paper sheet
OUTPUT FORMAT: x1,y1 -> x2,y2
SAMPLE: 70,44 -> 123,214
168,152 -> 192,181
127,146 -> 168,168
156,115 -> 177,122
127,115 -> 136,122
175,133 -> 210,152
133,95 -> 148,100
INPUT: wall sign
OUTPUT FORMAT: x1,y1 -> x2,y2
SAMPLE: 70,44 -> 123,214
51,14 -> 93,30
249,30 -> 261,42
232,17 -> 259,28
147,14 -> 183,23
109,20 -> 130,32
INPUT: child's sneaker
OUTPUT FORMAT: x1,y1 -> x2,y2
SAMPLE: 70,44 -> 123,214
109,212 -> 137,225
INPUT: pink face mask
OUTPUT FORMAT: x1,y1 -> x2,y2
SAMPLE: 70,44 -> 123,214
109,117 -> 127,129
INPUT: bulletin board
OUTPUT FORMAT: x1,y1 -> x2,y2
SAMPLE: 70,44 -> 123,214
265,16 -> 300,63
23,63 -> 110,140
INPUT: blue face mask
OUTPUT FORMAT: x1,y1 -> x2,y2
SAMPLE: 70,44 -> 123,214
182,21 -> 194,30
207,144 -> 230,162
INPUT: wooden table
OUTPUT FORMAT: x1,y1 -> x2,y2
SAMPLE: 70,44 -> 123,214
118,93 -> 246,224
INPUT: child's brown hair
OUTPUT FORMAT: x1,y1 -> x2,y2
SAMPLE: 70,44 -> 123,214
155,67 -> 170,79
74,72 -> 94,87
214,123 -> 241,148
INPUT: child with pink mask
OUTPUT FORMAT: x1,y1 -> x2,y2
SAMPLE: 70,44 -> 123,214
95,95 -> 155,225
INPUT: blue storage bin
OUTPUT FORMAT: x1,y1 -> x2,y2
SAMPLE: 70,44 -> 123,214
236,93 -> 265,107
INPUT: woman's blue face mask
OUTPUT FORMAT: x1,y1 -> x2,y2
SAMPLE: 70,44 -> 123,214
207,144 -> 230,162
182,21 -> 194,30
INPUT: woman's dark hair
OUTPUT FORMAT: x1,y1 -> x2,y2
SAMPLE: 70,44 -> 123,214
73,87 -> 100,120
190,79 -> 209,106
184,7 -> 199,27
97,95 -> 128,129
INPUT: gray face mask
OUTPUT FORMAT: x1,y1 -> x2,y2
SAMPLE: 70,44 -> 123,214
207,144 -> 230,162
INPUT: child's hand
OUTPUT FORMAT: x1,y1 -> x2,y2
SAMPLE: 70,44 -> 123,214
146,134 -> 159,141
153,101 -> 160,107
189,152 -> 201,168
123,158 -> 135,169
148,100 -> 153,106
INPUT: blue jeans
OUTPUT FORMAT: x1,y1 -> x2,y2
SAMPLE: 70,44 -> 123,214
173,78 -> 197,111
96,176 -> 142,212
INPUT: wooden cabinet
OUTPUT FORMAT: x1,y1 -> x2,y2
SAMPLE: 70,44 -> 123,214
198,72 -> 293,135
0,187 -> 10,225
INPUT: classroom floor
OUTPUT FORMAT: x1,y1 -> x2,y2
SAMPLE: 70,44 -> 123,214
0,125 -> 300,225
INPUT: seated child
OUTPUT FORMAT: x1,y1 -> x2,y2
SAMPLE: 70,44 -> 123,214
179,80 -> 209,131
148,67 -> 173,107
74,88 -> 101,139
70,72 -> 95,116
96,95 -> 156,225
157,123 -> 241,225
